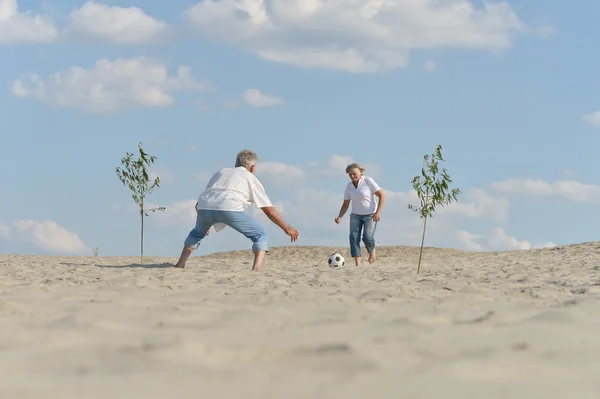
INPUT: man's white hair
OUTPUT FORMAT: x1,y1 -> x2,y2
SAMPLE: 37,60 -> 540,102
235,149 -> 259,170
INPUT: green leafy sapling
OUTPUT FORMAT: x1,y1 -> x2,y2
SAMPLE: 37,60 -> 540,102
408,145 -> 460,273
116,142 -> 166,265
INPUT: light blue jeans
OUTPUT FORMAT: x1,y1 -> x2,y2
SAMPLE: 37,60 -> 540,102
184,209 -> 269,252
349,213 -> 377,258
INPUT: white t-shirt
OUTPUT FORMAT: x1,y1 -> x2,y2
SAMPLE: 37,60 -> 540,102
344,176 -> 381,215
196,167 -> 273,212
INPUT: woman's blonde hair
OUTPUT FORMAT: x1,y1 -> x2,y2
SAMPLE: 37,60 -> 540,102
345,162 -> 365,174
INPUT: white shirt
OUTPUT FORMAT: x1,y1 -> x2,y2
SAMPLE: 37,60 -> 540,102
197,167 -> 272,212
344,176 -> 381,215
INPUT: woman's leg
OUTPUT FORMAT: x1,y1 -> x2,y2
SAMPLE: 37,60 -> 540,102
349,214 -> 364,266
362,215 -> 378,263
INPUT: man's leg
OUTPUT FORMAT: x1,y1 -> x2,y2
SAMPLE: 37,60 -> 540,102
174,245 -> 194,269
362,215 -> 377,264
175,210 -> 214,268
252,250 -> 267,271
219,211 -> 269,271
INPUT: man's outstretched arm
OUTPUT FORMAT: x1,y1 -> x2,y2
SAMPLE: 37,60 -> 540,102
261,206 -> 299,242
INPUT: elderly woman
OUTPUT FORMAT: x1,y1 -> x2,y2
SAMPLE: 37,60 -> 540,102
334,163 -> 385,266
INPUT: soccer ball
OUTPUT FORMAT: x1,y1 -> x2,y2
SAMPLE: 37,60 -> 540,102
328,253 -> 345,268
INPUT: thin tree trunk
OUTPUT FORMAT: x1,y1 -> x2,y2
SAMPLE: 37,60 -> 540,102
417,191 -> 430,274
140,199 -> 144,265
417,215 -> 428,274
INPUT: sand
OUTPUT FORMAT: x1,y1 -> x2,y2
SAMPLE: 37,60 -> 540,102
2,243 -> 600,398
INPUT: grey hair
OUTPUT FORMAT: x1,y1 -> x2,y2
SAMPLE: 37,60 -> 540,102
345,162 -> 365,174
235,149 -> 259,169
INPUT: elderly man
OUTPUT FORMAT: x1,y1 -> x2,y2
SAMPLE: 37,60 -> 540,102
174,149 -> 299,271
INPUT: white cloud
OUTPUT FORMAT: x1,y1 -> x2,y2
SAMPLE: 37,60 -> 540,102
242,89 -> 285,107
488,227 -> 531,250
149,166 -> 175,184
327,155 -> 354,174
456,227 -> 555,252
0,223 -> 10,239
396,188 -> 508,226
185,0 -> 528,73
147,198 -> 284,233
12,57 -> 211,113
309,154 -> 380,178
0,0 -> 58,44
424,60 -> 437,72
274,189 -> 347,244
455,230 -> 484,251
490,178 -> 600,204
255,161 -> 306,186
148,200 -> 197,228
264,185 -> 505,250
140,180 -> 549,253
583,111 -> 600,127
198,160 -> 308,190
270,185 -> 510,249
534,241 -> 556,249
12,220 -> 87,254
68,1 -> 168,44
440,188 -> 509,222
112,200 -> 199,229
189,145 -> 198,152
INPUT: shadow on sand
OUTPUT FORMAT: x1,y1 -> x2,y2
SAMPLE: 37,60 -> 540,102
59,262 -> 93,267
95,263 -> 175,269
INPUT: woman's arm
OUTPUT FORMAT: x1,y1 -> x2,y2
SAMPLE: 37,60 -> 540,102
335,200 -> 351,223
373,190 -> 384,221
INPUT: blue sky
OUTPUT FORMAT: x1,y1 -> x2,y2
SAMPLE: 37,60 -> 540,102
2,0 -> 600,257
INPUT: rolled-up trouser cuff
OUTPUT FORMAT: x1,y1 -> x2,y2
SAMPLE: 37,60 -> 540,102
252,239 -> 268,252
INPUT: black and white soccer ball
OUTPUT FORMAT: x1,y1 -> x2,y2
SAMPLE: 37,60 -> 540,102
328,253 -> 345,268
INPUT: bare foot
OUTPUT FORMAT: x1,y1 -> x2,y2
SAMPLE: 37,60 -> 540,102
174,246 -> 194,269
354,256 -> 361,267
368,250 -> 376,264
251,250 -> 266,271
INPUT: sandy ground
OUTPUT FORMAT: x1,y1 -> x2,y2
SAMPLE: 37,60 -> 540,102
2,243 -> 600,398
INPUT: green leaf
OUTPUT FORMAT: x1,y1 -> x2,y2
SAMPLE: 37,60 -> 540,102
117,141 -> 162,208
